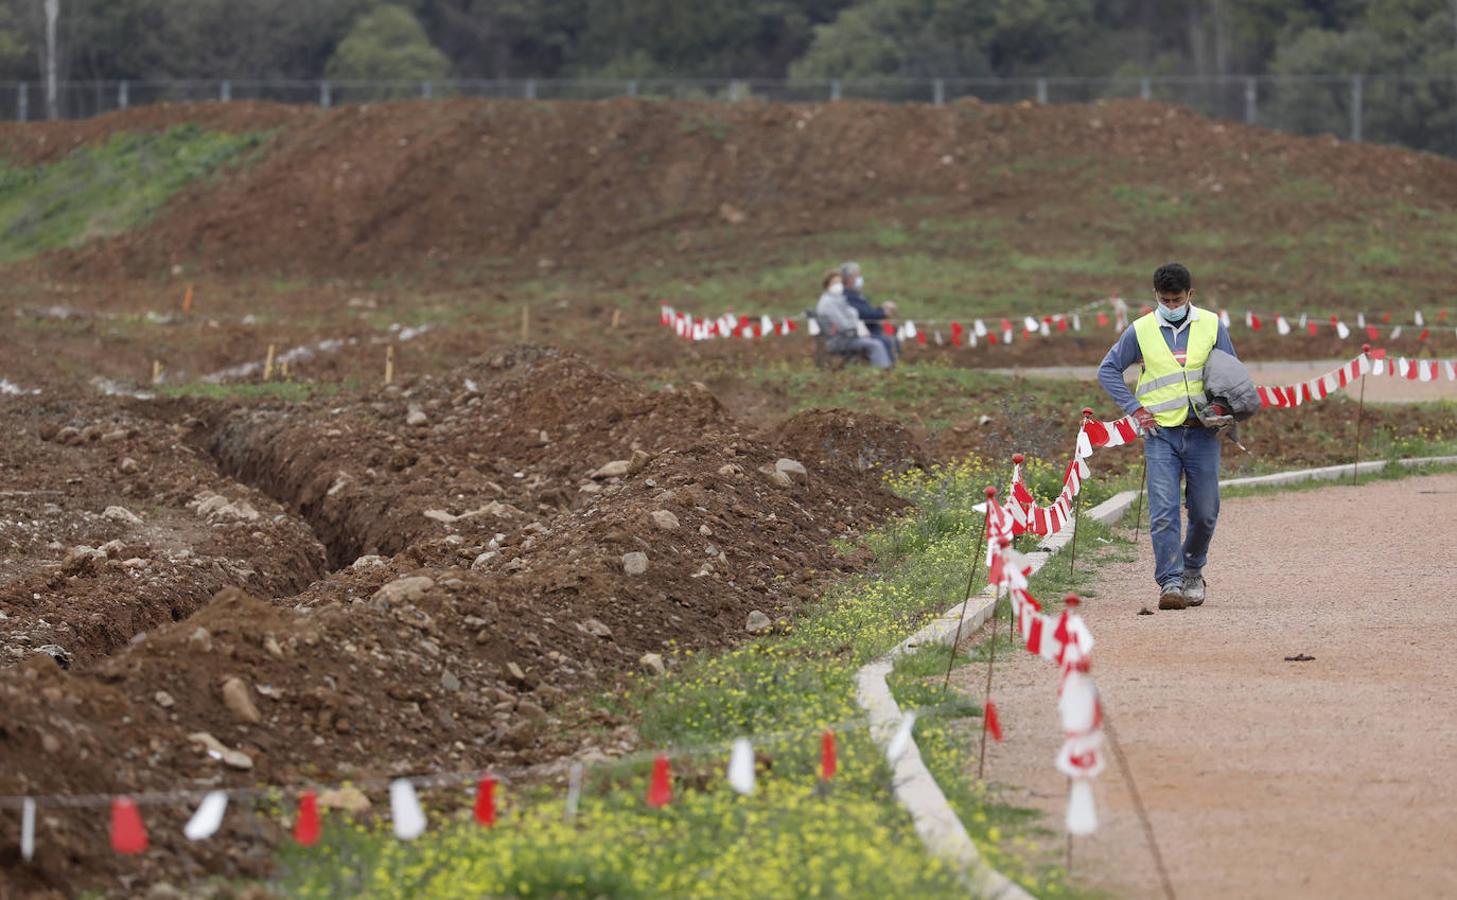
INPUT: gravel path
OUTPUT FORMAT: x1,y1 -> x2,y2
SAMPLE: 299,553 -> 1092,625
958,472 -> 1457,898
988,360 -> 1457,403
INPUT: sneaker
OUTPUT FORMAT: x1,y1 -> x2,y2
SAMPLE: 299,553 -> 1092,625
1183,573 -> 1206,607
1158,582 -> 1188,611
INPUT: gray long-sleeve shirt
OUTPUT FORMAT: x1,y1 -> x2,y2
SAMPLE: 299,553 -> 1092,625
815,290 -> 862,335
1097,308 -> 1238,414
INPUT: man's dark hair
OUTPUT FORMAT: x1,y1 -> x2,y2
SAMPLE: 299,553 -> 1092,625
1153,263 -> 1192,293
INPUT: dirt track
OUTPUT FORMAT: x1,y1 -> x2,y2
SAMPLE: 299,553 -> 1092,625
964,472 -> 1457,898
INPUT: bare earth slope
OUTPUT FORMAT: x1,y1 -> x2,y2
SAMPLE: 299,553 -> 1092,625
964,473 -> 1457,898
5,97 -> 1455,280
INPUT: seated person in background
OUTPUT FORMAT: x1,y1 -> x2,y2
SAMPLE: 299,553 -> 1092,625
816,269 -> 891,368
840,261 -> 898,362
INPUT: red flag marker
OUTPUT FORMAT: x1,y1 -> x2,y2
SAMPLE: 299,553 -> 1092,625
1096,311 -> 1109,327
984,701 -> 1003,742
110,796 -> 148,855
294,791 -> 321,847
1307,322 -> 1318,335
1418,328 -> 1431,342
820,730 -> 838,781
916,331 -> 927,346
474,777 -> 497,827
647,755 -> 672,808
1250,314 -> 1262,331
1381,312 -> 1392,323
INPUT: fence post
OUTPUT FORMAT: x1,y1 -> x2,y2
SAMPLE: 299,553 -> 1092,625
626,79 -> 638,97
933,78 -> 945,105
422,80 -> 432,99
1244,76 -> 1256,124
1140,77 -> 1152,101
1036,78 -> 1049,104
16,82 -> 27,122
220,79 -> 231,102
1350,75 -> 1363,142
319,80 -> 331,108
830,79 -> 841,101
524,79 -> 537,100
118,80 -> 129,110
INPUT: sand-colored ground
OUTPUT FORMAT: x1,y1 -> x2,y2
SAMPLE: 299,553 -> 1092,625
959,472 -> 1457,898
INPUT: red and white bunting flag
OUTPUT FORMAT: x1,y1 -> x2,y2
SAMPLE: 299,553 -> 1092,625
295,791 -> 322,846
110,797 -> 148,855
184,791 -> 229,842
647,755 -> 673,807
728,738 -> 756,795
390,779 -> 427,840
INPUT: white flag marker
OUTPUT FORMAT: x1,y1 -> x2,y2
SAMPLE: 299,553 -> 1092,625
184,791 -> 229,841
886,712 -> 918,763
390,779 -> 427,840
1066,780 -> 1098,835
21,798 -> 35,861
727,738 -> 756,796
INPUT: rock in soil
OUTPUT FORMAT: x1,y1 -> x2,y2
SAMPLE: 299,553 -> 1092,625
745,610 -> 772,634
220,677 -> 262,724
622,552 -> 649,575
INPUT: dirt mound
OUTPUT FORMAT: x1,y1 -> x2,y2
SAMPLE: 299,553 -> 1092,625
41,97 -> 1457,280
774,408 -> 927,474
0,101 -> 314,165
0,349 -> 909,895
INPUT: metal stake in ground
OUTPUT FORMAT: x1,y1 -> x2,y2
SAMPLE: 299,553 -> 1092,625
1102,706 -> 1178,900
941,487 -> 994,697
1353,344 -> 1370,482
977,534 -> 1012,782
1132,443 -> 1149,544
1069,409 -> 1093,577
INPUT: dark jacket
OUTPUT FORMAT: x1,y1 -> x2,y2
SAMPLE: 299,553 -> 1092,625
1201,348 -> 1261,420
844,288 -> 888,335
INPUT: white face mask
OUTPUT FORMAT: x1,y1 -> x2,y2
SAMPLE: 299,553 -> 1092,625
829,282 -> 844,296
854,276 -> 865,290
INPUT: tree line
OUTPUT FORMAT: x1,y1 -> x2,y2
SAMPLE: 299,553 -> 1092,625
3,1 -> 1456,151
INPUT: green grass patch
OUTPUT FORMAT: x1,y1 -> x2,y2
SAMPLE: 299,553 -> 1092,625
0,124 -> 269,262
274,456 -> 1089,898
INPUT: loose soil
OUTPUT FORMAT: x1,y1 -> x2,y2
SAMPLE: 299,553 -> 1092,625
959,473 -> 1457,898
0,349 -> 917,896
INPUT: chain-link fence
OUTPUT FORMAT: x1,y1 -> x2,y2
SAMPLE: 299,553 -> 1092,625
4,75 -> 1454,156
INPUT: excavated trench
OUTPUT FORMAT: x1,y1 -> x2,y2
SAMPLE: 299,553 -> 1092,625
204,411 -> 422,572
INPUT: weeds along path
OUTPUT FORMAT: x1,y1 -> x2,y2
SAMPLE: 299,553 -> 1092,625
961,472 -> 1457,898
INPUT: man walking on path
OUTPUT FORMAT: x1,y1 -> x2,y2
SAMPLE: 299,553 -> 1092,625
1097,263 -> 1238,610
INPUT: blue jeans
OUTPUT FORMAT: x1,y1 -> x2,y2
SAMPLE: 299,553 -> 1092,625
1143,425 -> 1221,589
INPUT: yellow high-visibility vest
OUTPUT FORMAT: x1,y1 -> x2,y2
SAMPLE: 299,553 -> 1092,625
1133,308 -> 1218,427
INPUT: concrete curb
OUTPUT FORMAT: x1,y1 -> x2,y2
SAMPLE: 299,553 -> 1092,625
853,454 -> 1456,897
